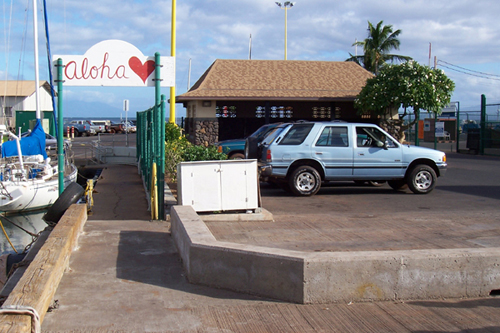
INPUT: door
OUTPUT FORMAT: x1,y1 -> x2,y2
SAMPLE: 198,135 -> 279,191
313,125 -> 353,179
353,126 -> 405,178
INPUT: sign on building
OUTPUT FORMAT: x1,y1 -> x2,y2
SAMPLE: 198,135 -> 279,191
441,102 -> 457,117
54,39 -> 175,87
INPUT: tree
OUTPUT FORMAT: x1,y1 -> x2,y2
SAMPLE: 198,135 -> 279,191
355,61 -> 455,142
347,20 -> 412,74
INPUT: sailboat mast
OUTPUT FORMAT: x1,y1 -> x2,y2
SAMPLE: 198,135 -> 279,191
33,0 -> 41,120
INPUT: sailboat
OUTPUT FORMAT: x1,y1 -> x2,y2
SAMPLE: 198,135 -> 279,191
0,1 -> 77,214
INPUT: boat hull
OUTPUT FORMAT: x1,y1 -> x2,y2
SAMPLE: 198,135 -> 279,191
0,165 -> 78,213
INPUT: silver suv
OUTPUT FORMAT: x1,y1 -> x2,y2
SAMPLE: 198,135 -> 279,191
259,122 -> 447,196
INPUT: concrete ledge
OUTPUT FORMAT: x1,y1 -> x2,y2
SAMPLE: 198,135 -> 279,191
199,208 -> 274,222
0,204 -> 87,331
171,205 -> 500,304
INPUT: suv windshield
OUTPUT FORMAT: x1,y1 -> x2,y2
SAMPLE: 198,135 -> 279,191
279,123 -> 314,145
261,125 -> 287,146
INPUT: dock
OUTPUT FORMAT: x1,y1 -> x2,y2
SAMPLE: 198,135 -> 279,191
1,163 -> 500,332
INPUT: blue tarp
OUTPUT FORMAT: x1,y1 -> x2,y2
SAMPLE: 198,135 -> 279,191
1,119 -> 47,159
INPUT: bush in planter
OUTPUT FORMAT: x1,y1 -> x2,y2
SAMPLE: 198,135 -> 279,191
164,123 -> 227,182
182,145 -> 227,162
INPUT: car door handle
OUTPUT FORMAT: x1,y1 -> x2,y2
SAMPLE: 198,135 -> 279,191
358,153 -> 365,156
315,152 -> 323,155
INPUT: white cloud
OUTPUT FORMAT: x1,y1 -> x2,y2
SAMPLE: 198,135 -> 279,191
3,0 -> 500,114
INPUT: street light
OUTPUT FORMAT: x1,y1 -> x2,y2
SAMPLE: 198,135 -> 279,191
276,2 -> 295,60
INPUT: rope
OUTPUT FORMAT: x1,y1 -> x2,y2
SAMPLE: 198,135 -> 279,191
0,305 -> 41,333
0,218 -> 17,253
0,214 -> 38,237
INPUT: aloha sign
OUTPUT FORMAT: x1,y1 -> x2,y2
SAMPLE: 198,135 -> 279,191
54,39 -> 175,87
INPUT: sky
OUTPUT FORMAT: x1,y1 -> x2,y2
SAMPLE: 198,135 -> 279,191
2,0 -> 500,120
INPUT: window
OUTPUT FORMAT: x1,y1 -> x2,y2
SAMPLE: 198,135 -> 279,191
356,126 -> 397,148
279,123 -> 314,145
216,106 -> 237,118
316,126 -> 348,147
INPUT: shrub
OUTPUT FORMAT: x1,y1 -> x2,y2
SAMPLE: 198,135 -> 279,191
182,145 -> 227,162
164,123 -> 227,182
165,122 -> 184,142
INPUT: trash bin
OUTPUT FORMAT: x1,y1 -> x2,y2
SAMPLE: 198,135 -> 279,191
466,128 -> 480,150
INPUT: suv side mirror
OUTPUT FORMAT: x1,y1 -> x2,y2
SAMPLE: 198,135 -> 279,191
376,141 -> 388,150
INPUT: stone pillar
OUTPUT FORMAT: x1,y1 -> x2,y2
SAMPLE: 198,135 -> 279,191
194,119 -> 219,146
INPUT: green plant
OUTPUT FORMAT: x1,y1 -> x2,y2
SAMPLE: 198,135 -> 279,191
165,139 -> 190,182
165,122 -> 184,142
182,145 -> 228,162
164,124 -> 227,181
346,20 -> 411,74
355,61 -> 455,141
164,123 -> 190,182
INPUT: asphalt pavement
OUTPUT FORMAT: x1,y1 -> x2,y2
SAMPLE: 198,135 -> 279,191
40,153 -> 500,332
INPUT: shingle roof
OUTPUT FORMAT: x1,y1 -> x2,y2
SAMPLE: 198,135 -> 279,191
177,59 -> 373,102
0,81 -> 52,97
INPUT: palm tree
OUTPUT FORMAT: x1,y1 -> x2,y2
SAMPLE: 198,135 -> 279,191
346,20 -> 412,74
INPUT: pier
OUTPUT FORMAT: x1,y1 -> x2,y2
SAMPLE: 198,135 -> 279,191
0,152 -> 500,331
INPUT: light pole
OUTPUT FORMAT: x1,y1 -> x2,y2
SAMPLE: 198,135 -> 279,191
275,2 -> 294,60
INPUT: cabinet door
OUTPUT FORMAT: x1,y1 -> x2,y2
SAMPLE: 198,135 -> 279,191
178,162 -> 222,212
220,160 -> 259,211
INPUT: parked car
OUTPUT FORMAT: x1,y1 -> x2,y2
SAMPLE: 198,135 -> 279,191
108,121 -> 125,133
216,123 -> 282,159
64,120 -> 95,137
89,120 -> 109,134
259,121 -> 447,196
121,121 -> 137,133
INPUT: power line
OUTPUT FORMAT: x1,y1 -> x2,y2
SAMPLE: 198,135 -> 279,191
437,60 -> 500,81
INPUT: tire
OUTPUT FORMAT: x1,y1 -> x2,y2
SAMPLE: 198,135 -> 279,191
73,129 -> 80,137
388,179 -> 408,191
288,166 -> 321,196
43,182 -> 85,223
407,164 -> 437,194
229,153 -> 244,160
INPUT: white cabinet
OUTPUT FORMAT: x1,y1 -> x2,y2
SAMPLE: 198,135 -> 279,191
177,160 -> 259,212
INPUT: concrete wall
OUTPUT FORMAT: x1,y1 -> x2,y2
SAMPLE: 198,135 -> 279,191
171,205 -> 500,304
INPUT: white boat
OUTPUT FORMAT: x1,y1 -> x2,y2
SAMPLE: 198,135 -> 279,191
0,1 -> 77,214
0,121 -> 77,213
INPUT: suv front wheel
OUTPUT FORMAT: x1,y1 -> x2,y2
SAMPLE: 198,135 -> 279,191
407,164 -> 437,194
289,166 -> 321,196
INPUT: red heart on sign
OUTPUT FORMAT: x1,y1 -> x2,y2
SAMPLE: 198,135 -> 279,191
128,57 -> 155,83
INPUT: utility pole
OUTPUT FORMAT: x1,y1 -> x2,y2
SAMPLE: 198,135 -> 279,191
275,2 -> 295,60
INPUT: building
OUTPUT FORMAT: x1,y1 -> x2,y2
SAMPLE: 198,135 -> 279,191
0,80 -> 54,132
176,59 -> 374,145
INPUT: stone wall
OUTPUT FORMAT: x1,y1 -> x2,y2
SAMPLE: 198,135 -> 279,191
186,118 -> 219,146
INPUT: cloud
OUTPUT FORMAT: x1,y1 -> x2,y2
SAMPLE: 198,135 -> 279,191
3,0 -> 500,115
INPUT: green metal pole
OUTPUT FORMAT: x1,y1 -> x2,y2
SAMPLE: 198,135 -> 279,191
415,110 -> 420,146
456,102 -> 460,153
480,94 -> 486,155
56,58 -> 64,195
155,52 -> 164,219
159,94 -> 166,218
434,111 -> 437,150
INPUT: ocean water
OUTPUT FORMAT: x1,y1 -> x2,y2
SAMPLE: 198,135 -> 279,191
0,211 -> 49,255
64,117 -> 137,123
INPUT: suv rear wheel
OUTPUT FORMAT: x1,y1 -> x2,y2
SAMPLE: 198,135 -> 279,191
289,166 -> 321,196
407,164 -> 436,194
